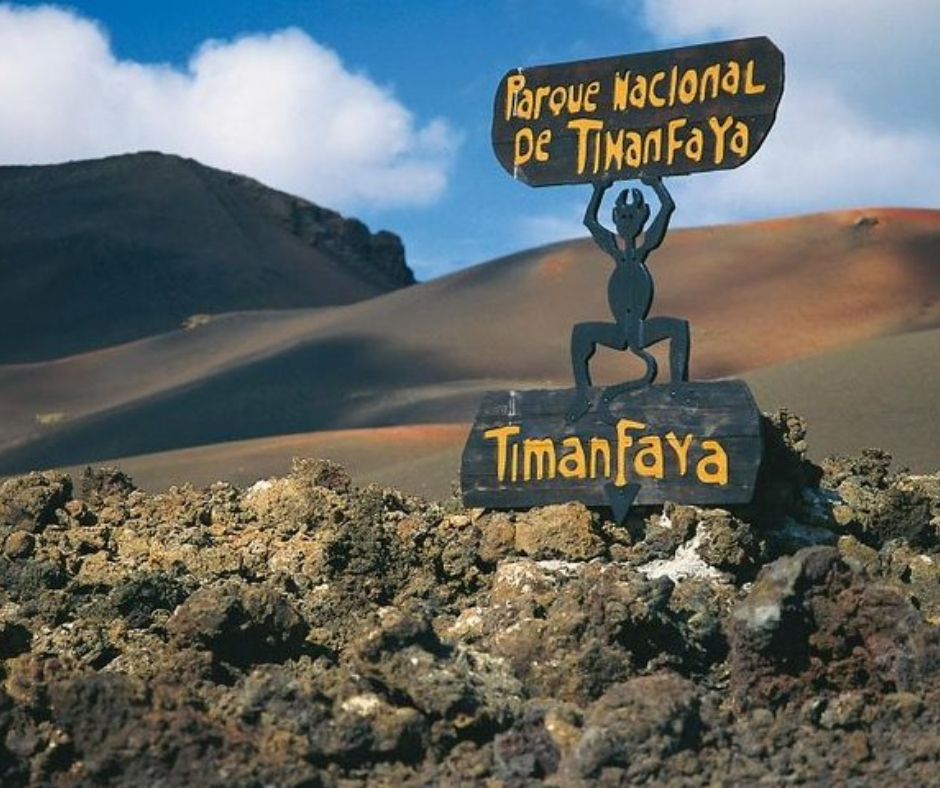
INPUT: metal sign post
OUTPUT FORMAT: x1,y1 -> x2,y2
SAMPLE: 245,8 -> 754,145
462,37 -> 785,521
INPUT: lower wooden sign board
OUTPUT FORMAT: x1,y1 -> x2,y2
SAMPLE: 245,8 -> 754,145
461,380 -> 763,518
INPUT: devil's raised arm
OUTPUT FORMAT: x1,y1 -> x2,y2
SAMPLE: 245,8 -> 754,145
639,175 -> 674,258
584,177 -> 617,258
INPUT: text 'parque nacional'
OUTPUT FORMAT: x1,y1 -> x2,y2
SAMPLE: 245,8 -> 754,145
492,36 -> 784,186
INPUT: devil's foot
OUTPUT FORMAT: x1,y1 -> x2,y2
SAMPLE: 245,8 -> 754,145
566,392 -> 593,422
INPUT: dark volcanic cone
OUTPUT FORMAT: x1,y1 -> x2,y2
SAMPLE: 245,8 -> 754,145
0,152 -> 413,362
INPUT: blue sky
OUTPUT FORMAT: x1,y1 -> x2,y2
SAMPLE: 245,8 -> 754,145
1,1 -> 939,279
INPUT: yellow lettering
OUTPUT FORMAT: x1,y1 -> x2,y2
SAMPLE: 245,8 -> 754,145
533,85 -> 552,118
568,118 -> 604,175
697,440 -> 729,485
584,80 -> 600,112
685,126 -> 704,162
514,128 -> 535,166
629,73 -> 648,109
729,120 -> 749,158
708,115 -> 734,165
744,59 -> 766,94
590,437 -> 611,479
615,419 -> 645,486
648,71 -> 666,107
508,76 -> 606,120
548,85 -> 568,116
604,129 -> 624,171
505,73 -> 526,121
625,131 -> 643,167
678,68 -> 698,104
484,421 -> 735,490
558,437 -> 588,479
524,438 -> 557,481
699,63 -> 721,102
643,127 -> 662,164
513,127 -> 552,167
665,432 -> 693,476
613,71 -> 629,111
484,425 -> 521,482
547,82 -> 598,116
634,436 -> 665,479
666,118 -> 687,165
721,61 -> 741,95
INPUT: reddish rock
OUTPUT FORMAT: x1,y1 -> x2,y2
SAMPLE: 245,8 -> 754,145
729,546 -> 940,709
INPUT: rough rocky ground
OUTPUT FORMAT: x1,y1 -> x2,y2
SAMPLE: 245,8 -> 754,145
2,412 -> 940,786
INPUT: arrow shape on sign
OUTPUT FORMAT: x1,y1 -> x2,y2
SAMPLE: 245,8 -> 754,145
605,482 -> 641,525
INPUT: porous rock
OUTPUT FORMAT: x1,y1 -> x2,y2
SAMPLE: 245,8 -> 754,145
0,471 -> 71,536
823,449 -> 937,548
696,509 -> 762,578
730,546 -> 940,709
513,502 -> 605,561
2,420 -> 940,785
562,672 -> 700,784
167,579 -> 310,668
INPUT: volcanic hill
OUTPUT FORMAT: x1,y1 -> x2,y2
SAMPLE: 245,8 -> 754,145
0,152 -> 413,363
1,154 -> 939,496
2,158 -> 940,786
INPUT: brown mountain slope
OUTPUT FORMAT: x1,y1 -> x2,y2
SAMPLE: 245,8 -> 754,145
744,324 -> 940,471
0,152 -> 413,362
55,329 -> 940,498
56,423 -> 471,500
57,324 -> 940,499
1,207 -> 939,478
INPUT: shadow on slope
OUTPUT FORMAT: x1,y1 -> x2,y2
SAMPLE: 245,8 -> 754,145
2,207 -> 940,479
84,325 -> 940,501
0,335 -> 483,474
745,325 -> 940,471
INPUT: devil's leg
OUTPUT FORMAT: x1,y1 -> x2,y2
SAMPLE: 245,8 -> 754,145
601,349 -> 657,402
568,321 -> 626,421
642,316 -> 690,382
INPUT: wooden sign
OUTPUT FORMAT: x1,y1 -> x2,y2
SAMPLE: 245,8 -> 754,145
461,381 -> 763,513
492,36 -> 784,186
467,38 -> 780,518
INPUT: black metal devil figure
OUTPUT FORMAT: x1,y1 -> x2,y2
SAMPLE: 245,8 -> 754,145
567,175 -> 690,422
462,37 -> 784,519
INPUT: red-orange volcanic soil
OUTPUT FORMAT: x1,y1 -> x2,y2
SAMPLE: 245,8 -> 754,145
3,207 -> 940,497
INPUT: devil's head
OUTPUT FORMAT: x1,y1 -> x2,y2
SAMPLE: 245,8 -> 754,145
613,187 -> 649,240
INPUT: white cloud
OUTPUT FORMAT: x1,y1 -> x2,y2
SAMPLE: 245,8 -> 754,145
640,0 -> 940,222
0,4 -> 458,210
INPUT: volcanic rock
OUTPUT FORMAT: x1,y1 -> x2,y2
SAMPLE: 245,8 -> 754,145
1,415 -> 940,784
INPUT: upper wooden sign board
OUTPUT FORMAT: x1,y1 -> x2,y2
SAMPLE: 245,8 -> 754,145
492,36 -> 784,186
